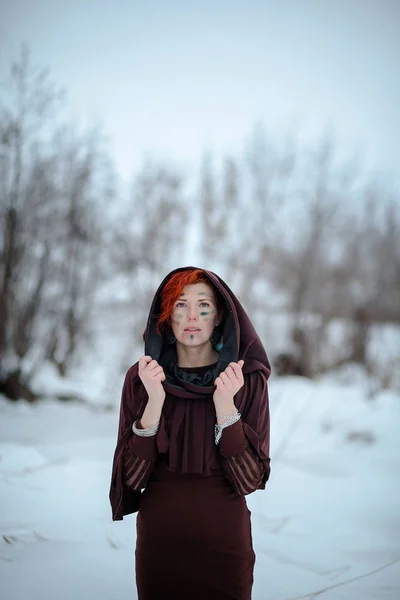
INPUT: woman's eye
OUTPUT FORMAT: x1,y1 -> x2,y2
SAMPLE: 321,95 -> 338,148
175,301 -> 210,308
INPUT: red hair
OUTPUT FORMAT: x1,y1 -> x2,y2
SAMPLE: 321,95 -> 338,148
156,269 -> 224,335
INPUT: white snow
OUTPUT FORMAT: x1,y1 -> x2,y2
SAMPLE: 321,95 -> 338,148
1,359 -> 399,598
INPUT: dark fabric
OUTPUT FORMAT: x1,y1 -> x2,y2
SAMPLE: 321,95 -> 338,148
122,451 -> 154,491
221,446 -> 265,495
122,430 -> 159,492
126,428 -> 159,462
109,364 -> 146,518
135,462 -> 255,600
218,421 -> 266,495
109,266 -> 271,522
122,418 -> 265,497
218,419 -> 250,457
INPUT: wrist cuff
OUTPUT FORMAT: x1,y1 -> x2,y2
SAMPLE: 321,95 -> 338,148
127,427 -> 158,461
218,419 -> 249,458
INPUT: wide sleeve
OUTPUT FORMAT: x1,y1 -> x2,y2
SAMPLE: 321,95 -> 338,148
122,423 -> 159,491
218,368 -> 271,494
218,419 -> 265,494
109,364 -> 151,520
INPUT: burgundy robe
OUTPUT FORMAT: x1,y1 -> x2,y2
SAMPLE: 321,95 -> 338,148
109,266 -> 271,600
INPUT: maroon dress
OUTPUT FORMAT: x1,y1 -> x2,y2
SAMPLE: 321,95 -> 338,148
109,266 -> 271,600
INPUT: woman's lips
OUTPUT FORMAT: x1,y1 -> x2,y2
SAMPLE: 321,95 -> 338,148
184,328 -> 201,332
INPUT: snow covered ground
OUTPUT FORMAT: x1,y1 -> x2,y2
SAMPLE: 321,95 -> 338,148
1,367 -> 399,600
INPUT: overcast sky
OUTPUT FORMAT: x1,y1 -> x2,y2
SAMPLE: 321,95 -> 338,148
1,0 -> 399,184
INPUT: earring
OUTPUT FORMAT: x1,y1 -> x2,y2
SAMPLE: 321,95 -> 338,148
214,340 -> 223,352
211,326 -> 223,352
167,331 -> 176,344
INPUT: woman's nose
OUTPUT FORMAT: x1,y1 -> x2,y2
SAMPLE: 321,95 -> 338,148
188,307 -> 197,320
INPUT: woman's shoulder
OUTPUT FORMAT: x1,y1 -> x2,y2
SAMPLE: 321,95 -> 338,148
123,361 -> 139,382
242,365 -> 271,386
242,358 -> 271,379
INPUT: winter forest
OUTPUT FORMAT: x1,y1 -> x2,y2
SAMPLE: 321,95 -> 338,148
1,48 -> 399,400
1,6 -> 400,599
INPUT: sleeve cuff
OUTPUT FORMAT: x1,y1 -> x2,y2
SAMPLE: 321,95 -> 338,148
218,419 -> 249,458
126,429 -> 158,461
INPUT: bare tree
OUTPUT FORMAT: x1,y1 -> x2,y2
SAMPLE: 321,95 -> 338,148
336,189 -> 400,369
234,124 -> 297,330
268,136 -> 350,375
199,153 -> 227,267
0,47 -> 115,397
41,128 -> 112,376
0,46 -> 64,394
109,161 -> 188,348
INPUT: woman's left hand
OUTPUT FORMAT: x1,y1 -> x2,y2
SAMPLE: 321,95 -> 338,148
213,360 -> 245,408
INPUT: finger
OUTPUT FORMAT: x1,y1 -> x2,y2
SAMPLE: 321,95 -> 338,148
224,366 -> 236,380
150,366 -> 164,377
229,362 -> 244,379
229,361 -> 244,370
153,369 -> 166,380
214,376 -> 222,388
139,355 -> 152,369
153,372 -> 165,381
141,355 -> 153,363
146,360 -> 160,371
219,373 -> 232,389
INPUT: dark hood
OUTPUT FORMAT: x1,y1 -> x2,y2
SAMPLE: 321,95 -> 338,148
143,266 -> 270,398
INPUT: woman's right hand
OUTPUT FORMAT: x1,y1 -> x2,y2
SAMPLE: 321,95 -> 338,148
138,355 -> 166,403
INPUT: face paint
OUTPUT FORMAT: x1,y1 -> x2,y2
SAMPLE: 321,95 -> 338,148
170,283 -> 220,349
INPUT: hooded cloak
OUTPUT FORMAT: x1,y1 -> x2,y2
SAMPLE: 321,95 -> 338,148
109,266 -> 271,520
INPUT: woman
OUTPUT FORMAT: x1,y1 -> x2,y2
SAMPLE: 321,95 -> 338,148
109,266 -> 271,600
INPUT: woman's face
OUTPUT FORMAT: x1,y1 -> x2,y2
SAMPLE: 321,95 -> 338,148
170,282 -> 220,348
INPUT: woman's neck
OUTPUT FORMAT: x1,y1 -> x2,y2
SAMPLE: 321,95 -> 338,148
176,342 -> 219,368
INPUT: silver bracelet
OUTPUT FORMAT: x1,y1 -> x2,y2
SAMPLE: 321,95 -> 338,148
132,419 -> 160,437
214,411 -> 241,445
216,411 -> 239,421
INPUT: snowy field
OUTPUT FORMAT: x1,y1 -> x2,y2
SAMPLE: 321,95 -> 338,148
1,367 -> 399,600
